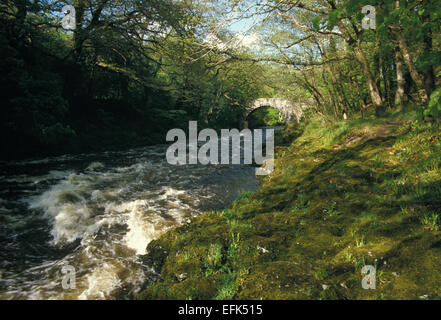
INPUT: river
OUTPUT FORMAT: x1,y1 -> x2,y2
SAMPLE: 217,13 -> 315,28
0,133 -> 264,299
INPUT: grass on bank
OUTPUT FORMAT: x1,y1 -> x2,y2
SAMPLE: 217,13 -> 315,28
138,108 -> 441,300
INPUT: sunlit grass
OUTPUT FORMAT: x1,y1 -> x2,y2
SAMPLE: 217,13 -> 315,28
139,108 -> 441,300
421,213 -> 440,231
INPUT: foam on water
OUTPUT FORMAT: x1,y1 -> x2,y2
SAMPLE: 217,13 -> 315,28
29,173 -> 99,245
78,262 -> 123,300
0,143 -> 258,299
104,199 -> 162,255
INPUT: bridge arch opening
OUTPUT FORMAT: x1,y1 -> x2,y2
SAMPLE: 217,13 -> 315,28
246,106 -> 285,129
241,98 -> 306,129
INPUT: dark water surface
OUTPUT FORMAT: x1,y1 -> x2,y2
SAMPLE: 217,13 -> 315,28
0,138 -> 260,299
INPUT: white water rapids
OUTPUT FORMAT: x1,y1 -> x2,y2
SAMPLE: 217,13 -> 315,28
0,141 -> 259,300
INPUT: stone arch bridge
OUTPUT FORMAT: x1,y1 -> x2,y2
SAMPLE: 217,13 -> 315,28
241,98 -> 310,128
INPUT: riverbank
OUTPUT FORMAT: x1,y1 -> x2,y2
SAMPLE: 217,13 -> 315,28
138,109 -> 441,300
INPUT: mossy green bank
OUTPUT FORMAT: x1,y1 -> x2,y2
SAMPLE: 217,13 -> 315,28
138,109 -> 441,300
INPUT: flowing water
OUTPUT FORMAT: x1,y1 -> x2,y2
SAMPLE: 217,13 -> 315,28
0,136 -> 261,300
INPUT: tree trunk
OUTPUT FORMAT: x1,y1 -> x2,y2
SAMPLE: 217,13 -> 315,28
321,70 -> 338,117
299,73 -> 323,108
338,70 -> 355,111
336,19 -> 384,115
355,44 -> 384,113
422,11 -> 435,97
373,40 -> 383,99
394,47 -> 408,109
353,77 -> 367,114
393,0 -> 429,106
396,32 -> 429,105
327,65 -> 345,117
73,0 -> 87,59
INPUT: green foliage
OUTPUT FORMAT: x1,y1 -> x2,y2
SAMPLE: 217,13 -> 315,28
236,191 -> 255,203
0,0 -> 272,159
323,200 -> 341,217
327,9 -> 342,31
204,243 -> 224,275
421,213 -> 440,231
248,107 -> 283,128
216,272 -> 238,300
425,88 -> 441,119
291,193 -> 309,212
312,16 -> 321,31
38,123 -> 77,148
